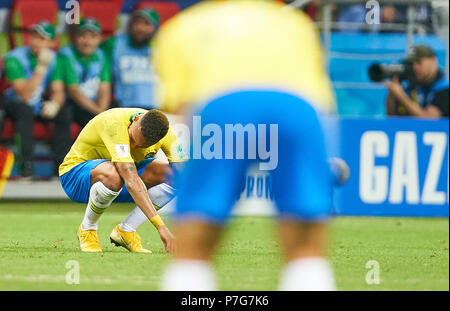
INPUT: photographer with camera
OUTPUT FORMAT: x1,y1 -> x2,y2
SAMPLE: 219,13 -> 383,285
383,45 -> 449,118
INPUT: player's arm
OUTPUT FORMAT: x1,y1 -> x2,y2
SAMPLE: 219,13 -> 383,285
385,90 -> 397,116
160,127 -> 187,184
114,161 -> 176,253
96,82 -> 111,112
385,76 -> 441,118
49,80 -> 65,107
5,51 -> 52,102
67,85 -> 103,114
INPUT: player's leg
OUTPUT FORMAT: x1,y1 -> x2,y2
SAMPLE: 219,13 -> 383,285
116,159 -> 176,223
278,222 -> 335,290
83,161 -> 123,228
162,94 -> 251,290
162,159 -> 246,290
272,99 -> 335,291
118,160 -> 175,233
75,161 -> 122,252
59,159 -> 121,252
110,159 -> 176,253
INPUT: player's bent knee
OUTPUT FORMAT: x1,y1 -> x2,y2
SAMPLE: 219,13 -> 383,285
91,162 -> 123,192
142,161 -> 170,188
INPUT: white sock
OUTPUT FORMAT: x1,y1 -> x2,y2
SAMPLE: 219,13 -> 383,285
119,183 -> 176,232
81,181 -> 121,231
161,259 -> 216,291
280,257 -> 336,291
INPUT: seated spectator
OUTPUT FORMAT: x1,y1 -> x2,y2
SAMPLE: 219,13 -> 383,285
2,22 -> 65,178
59,18 -> 111,126
386,45 -> 449,118
378,5 -> 406,33
54,18 -> 112,175
337,4 -> 366,32
101,8 -> 160,109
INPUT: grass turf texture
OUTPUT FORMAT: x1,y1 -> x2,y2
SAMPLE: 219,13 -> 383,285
0,201 -> 448,291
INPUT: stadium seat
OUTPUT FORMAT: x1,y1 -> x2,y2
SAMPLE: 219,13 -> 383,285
1,119 -> 82,141
79,0 -> 121,39
9,0 -> 59,48
110,0 -> 124,11
135,1 -> 180,24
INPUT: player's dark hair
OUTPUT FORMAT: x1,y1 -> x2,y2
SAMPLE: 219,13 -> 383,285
140,109 -> 169,145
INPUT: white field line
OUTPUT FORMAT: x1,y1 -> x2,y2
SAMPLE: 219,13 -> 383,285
1,274 -> 157,286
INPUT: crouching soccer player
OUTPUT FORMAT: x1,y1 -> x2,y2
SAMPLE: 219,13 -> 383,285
155,1 -> 337,290
59,108 -> 185,253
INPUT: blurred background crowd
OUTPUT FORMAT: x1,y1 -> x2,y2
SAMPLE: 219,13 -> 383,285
0,0 -> 448,180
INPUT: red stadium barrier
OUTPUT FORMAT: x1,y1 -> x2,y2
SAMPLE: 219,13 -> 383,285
79,0 -> 121,39
135,1 -> 180,24
1,119 -> 82,141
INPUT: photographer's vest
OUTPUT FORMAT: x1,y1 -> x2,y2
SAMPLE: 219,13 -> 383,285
400,73 -> 449,115
60,46 -> 104,102
112,34 -> 158,109
3,46 -> 56,115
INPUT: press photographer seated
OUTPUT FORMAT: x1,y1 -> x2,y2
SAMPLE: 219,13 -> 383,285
385,45 -> 449,118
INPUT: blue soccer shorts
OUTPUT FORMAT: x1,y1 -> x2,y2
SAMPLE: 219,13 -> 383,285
175,90 -> 333,225
60,158 -> 154,203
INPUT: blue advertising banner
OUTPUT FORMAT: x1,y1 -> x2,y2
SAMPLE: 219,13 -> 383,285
333,117 -> 449,217
238,117 -> 449,218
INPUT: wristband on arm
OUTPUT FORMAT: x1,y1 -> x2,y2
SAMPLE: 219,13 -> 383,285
150,214 -> 165,229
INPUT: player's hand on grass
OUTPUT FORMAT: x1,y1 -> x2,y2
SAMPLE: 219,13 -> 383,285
157,225 -> 176,254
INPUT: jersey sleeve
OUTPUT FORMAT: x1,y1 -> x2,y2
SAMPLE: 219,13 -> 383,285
4,56 -> 26,82
60,53 -> 80,85
99,119 -> 135,163
160,126 -> 187,162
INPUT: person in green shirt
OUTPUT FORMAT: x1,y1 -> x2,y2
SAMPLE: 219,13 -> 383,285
59,18 -> 111,125
2,22 -> 65,178
54,18 -> 112,178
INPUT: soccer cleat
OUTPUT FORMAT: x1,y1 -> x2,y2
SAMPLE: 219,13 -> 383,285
109,225 -> 152,253
77,225 -> 102,252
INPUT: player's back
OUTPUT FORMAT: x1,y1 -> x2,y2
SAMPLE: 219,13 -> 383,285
153,0 -> 334,114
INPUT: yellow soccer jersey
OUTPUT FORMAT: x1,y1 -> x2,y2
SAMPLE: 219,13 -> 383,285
59,108 -> 185,176
152,0 -> 335,114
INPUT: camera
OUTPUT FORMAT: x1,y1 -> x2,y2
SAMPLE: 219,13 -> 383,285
368,60 -> 415,83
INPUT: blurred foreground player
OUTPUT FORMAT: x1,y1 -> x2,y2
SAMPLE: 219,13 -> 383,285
156,1 -> 337,290
59,108 -> 186,253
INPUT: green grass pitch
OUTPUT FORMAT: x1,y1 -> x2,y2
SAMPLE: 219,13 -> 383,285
0,201 -> 448,291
